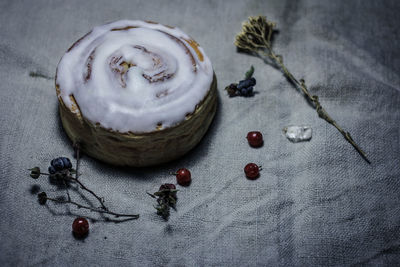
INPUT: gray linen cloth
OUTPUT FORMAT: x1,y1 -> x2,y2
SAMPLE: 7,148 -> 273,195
0,0 -> 399,266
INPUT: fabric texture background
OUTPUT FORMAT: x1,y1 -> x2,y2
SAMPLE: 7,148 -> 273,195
0,0 -> 399,266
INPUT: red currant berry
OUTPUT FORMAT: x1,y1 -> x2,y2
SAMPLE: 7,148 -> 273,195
247,131 -> 263,147
176,168 -> 191,186
244,163 -> 260,179
72,217 -> 89,237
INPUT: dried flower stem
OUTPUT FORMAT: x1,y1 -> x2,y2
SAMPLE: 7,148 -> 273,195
63,179 -> 71,202
41,172 -> 138,218
259,49 -> 370,163
67,175 -> 107,210
73,143 -> 81,180
71,143 -> 106,209
235,16 -> 370,163
42,172 -> 110,211
45,196 -> 139,218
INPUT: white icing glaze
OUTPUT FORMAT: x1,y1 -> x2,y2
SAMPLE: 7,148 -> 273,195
56,20 -> 213,133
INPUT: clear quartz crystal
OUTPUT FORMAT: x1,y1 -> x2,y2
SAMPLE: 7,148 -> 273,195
283,125 -> 312,142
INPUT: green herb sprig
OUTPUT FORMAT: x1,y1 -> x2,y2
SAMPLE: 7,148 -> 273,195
235,15 -> 370,163
245,65 -> 254,80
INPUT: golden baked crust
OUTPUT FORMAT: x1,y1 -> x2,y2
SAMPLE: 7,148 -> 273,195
56,74 -> 217,167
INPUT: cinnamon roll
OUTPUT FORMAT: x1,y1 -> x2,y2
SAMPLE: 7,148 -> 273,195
56,20 -> 217,166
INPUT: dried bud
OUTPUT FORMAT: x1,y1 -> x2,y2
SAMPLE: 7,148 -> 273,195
159,183 -> 176,191
225,83 -> 238,97
38,192 -> 47,205
29,167 -> 41,179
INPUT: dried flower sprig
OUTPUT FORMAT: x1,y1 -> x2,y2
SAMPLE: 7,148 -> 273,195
235,15 -> 370,163
29,146 -> 139,220
147,184 -> 178,220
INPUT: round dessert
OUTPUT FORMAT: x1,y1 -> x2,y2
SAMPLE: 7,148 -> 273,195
55,20 -> 217,167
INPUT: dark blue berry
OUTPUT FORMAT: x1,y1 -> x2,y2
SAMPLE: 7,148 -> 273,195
247,86 -> 254,95
48,166 -> 56,174
51,158 -> 64,170
237,79 -> 250,90
238,78 -> 256,90
61,157 -> 72,169
240,88 -> 248,95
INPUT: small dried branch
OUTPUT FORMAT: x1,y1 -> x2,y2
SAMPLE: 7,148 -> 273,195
30,150 -> 139,220
63,179 -> 71,202
70,144 -> 107,209
68,175 -> 107,210
35,171 -> 138,218
73,143 -> 81,180
235,15 -> 370,163
45,196 -> 139,218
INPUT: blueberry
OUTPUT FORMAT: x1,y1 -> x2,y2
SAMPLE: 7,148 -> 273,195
51,158 -> 64,170
237,80 -> 246,89
240,88 -> 248,95
61,157 -> 72,169
247,86 -> 254,95
48,166 -> 56,174
237,79 -> 250,90
238,78 -> 256,90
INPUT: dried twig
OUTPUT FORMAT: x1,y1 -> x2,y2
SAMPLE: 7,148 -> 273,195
68,175 -> 107,210
45,196 -> 139,218
30,150 -> 139,220
73,143 -> 81,180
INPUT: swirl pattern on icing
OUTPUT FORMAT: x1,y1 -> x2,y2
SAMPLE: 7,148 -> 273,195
56,20 -> 213,133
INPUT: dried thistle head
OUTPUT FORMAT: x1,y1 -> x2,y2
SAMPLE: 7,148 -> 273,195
234,16 -> 276,52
